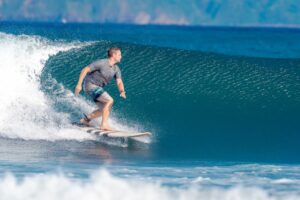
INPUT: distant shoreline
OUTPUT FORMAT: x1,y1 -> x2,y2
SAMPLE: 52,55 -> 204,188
1,20 -> 300,32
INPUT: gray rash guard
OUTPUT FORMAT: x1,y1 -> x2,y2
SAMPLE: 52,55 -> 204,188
84,59 -> 122,89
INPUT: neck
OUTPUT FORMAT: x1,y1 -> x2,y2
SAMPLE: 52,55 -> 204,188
108,58 -> 116,66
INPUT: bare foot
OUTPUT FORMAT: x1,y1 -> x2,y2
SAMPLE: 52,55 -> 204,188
100,124 -> 115,131
80,118 -> 90,126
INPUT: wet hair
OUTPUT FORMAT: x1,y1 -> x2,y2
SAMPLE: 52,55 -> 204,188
107,47 -> 121,58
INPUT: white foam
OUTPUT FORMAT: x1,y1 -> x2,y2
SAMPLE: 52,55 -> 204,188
0,169 -> 298,200
272,178 -> 297,184
192,176 -> 211,183
0,32 -> 94,141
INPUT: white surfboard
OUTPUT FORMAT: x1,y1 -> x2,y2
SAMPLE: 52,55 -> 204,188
73,122 -> 152,144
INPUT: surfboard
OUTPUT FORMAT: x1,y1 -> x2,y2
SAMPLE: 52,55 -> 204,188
72,122 -> 152,144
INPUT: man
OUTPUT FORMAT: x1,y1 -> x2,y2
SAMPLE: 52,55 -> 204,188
74,47 -> 126,131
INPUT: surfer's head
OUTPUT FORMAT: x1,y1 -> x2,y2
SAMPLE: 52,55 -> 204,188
108,47 -> 122,63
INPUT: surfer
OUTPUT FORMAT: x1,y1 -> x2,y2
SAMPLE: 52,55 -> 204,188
74,47 -> 126,131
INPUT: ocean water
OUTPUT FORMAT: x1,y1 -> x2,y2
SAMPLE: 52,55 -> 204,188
0,22 -> 300,199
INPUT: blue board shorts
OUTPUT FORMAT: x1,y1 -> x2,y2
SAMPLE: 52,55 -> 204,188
88,87 -> 105,102
84,82 -> 113,111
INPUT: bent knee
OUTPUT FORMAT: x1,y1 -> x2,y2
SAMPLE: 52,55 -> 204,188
106,98 -> 114,106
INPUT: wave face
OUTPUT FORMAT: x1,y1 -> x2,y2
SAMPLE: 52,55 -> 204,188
42,40 -> 300,163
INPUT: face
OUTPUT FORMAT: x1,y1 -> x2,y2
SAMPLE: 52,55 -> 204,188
113,50 -> 122,63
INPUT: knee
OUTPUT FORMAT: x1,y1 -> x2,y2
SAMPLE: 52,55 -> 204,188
106,98 -> 114,106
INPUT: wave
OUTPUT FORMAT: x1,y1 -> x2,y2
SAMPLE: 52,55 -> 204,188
1,31 -> 300,162
42,39 -> 300,162
0,169 -> 299,200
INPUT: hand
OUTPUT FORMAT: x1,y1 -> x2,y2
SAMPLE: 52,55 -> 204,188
120,91 -> 126,99
75,84 -> 82,96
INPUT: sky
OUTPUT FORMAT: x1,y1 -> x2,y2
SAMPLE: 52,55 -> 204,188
0,0 -> 299,27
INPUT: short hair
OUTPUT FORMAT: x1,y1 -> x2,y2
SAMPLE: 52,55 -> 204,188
107,47 -> 121,58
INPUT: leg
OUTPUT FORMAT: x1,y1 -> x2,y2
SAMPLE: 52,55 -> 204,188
88,109 -> 102,119
79,109 -> 102,125
95,92 -> 114,131
79,83 -> 103,125
100,98 -> 114,130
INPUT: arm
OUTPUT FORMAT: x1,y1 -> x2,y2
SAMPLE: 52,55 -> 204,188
116,78 -> 126,99
75,66 -> 91,95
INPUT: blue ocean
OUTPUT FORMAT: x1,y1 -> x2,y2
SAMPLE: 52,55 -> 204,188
0,22 -> 299,199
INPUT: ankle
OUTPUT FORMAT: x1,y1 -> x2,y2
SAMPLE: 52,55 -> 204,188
83,114 -> 91,122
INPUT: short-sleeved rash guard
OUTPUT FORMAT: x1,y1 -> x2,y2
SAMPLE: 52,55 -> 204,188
84,59 -> 121,87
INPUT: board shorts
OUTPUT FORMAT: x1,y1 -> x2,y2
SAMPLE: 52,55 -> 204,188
84,82 -> 113,111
